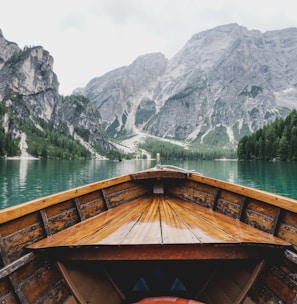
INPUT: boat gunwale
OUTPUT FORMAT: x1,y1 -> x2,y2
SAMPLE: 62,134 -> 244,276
187,173 -> 297,213
130,168 -> 297,213
1,167 -> 297,224
0,174 -> 132,224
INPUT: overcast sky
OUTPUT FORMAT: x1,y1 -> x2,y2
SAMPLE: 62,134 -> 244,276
1,0 -> 296,95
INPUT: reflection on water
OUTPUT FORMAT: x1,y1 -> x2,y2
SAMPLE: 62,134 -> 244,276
0,159 -> 154,208
1,159 -> 297,209
236,161 -> 297,198
162,159 -> 297,199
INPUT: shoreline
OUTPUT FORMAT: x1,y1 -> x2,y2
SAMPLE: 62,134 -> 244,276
5,156 -> 39,160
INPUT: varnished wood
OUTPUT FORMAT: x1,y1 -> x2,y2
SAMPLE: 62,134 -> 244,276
74,198 -> 84,221
233,259 -> 265,304
0,252 -> 35,280
56,262 -> 87,304
29,196 -> 289,251
0,167 -> 296,304
40,244 -> 274,261
0,174 -> 132,224
189,173 -> 297,213
40,209 -> 52,236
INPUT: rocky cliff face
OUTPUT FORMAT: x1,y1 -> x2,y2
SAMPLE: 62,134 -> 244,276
54,95 -> 109,151
78,24 -> 297,147
75,53 -> 168,136
0,30 -> 109,156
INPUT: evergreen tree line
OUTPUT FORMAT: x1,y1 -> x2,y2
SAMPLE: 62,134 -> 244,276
139,138 -> 236,160
0,103 -> 20,157
238,109 -> 297,161
22,120 -> 92,159
0,129 -> 20,156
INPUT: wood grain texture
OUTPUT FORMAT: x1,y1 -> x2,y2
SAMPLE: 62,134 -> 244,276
29,196 -> 290,250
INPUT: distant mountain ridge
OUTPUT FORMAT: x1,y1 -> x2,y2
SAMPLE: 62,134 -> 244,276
2,24 -> 297,158
76,24 -> 297,147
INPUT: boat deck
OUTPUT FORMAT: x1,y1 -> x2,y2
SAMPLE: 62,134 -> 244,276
29,195 -> 290,260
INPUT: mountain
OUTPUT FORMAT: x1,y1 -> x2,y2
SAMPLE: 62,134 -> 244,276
0,30 -> 110,158
74,52 -> 168,137
76,24 -> 297,147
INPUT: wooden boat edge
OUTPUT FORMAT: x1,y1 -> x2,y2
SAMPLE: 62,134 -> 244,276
0,173 -> 132,224
1,167 -> 297,225
0,166 -> 296,303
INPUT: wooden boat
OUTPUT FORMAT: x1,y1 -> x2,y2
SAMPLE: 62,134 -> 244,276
0,160 -> 296,304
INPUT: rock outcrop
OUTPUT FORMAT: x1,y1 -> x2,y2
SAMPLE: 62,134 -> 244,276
0,30 -> 110,156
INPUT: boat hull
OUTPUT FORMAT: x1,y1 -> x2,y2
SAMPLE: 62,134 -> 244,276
0,168 -> 296,303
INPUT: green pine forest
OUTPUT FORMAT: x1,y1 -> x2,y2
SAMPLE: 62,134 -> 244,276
238,109 -> 297,161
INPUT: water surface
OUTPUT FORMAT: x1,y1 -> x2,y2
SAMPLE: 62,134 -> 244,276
1,159 -> 297,209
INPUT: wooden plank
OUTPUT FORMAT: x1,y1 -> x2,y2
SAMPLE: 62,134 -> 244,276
77,191 -> 102,205
211,188 -> 221,210
21,264 -> 63,303
263,266 -> 297,304
216,190 -> 242,218
163,198 -> 235,243
56,262 -> 87,304
79,197 -> 105,220
233,260 -> 265,304
284,249 -> 297,264
45,199 -> 75,218
103,181 -> 142,197
40,210 -> 52,236
238,197 -> 248,221
271,208 -> 282,235
168,182 -> 215,207
83,198 -> 152,245
160,197 -> 199,244
171,198 -> 290,246
29,196 -> 290,252
7,274 -> 29,304
0,253 -> 35,280
0,212 -> 40,237
0,175 -> 132,224
28,198 -> 151,249
0,291 -> 17,304
41,244 -> 269,261
131,170 -> 188,180
107,187 -> 148,208
2,224 -> 44,262
48,208 -> 80,235
189,173 -> 297,213
74,198 -> 84,221
101,189 -> 111,209
0,234 -> 9,265
120,197 -> 161,244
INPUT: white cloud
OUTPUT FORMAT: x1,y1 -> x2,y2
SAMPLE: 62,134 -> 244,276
0,0 -> 296,94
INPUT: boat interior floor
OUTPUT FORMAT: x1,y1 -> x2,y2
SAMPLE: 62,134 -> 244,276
59,258 -> 266,304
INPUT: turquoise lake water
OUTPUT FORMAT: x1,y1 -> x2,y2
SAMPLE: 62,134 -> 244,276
1,159 -> 297,209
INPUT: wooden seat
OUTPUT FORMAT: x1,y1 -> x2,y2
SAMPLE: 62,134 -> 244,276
28,195 -> 290,261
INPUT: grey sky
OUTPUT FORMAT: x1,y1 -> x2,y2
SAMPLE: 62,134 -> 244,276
1,0 -> 296,94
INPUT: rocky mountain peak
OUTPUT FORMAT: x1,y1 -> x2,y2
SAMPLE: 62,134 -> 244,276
0,30 -> 110,158
75,52 -> 168,135
77,24 -> 297,148
0,31 -> 19,70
